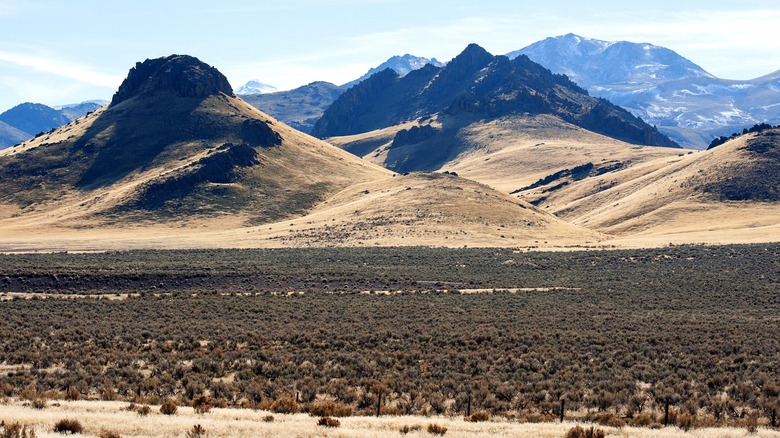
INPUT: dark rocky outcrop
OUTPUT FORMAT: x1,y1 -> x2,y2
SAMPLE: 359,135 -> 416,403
111,55 -> 233,106
391,125 -> 437,148
313,44 -> 678,148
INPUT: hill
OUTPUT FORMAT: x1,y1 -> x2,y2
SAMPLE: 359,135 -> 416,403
510,128 -> 780,245
312,43 -> 678,160
511,34 -> 780,148
241,82 -> 345,134
0,55 -> 387,230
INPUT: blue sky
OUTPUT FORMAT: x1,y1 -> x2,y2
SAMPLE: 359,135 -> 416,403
1,0 -> 779,112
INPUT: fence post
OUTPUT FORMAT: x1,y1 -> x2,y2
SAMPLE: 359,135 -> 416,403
771,407 -> 777,428
376,391 -> 381,417
560,399 -> 565,422
664,400 -> 670,426
466,393 -> 471,417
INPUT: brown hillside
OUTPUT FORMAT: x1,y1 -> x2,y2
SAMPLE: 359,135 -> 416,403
0,55 -> 388,230
514,129 -> 780,245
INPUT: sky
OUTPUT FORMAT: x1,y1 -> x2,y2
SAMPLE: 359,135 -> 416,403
1,0 -> 780,112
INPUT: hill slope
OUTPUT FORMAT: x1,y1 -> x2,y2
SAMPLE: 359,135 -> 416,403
0,102 -> 70,137
0,121 -> 29,149
511,128 -> 780,244
313,43 -> 678,162
0,55 -> 388,229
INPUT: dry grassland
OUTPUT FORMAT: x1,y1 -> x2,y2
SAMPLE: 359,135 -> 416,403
1,400 -> 777,437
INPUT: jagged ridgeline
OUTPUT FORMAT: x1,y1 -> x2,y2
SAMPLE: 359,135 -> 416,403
312,44 -> 678,150
0,55 -> 385,225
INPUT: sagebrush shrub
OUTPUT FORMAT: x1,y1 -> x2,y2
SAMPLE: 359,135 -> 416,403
53,419 -> 83,435
426,423 -> 447,435
160,399 -> 178,415
316,416 -> 340,428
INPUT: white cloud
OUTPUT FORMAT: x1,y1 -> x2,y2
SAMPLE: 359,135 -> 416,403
0,51 -> 123,89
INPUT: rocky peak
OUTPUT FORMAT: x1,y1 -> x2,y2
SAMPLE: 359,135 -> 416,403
111,55 -> 233,106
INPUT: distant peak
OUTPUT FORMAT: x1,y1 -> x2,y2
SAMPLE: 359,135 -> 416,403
451,43 -> 494,65
111,55 -> 233,106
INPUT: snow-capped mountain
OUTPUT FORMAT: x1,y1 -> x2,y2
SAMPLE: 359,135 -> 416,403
509,33 -> 713,89
509,34 -> 780,148
343,54 -> 444,88
236,80 -> 278,95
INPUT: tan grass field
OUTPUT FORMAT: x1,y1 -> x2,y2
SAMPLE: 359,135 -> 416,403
1,400 -> 777,438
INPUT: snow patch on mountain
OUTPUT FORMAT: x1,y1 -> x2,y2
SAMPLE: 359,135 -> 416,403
236,80 -> 278,95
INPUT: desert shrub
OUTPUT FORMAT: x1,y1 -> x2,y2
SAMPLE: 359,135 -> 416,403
101,389 -> 119,401
1,422 -> 36,438
30,398 -> 47,410
160,399 -> 178,415
745,414 -> 758,434
186,424 -> 206,438
308,400 -> 353,417
399,424 -> 422,434
563,425 -> 605,438
595,412 -> 624,427
426,423 -> 447,435
53,419 -> 83,434
465,411 -> 490,422
99,430 -> 121,438
316,416 -> 340,428
262,415 -> 274,422
64,387 -> 80,401
137,405 -> 151,416
270,396 -> 299,414
628,413 -> 654,427
193,395 -> 212,414
677,412 -> 697,431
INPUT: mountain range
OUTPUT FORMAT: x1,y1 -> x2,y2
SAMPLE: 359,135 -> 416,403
0,48 -> 778,251
0,100 -> 106,149
511,34 -> 780,148
236,80 -> 278,94
314,43 -> 677,172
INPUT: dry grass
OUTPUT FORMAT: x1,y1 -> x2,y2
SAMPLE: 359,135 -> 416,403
0,400 -> 778,437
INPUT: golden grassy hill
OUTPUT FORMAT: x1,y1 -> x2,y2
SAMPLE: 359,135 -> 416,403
0,56 -> 389,234
513,128 -> 780,245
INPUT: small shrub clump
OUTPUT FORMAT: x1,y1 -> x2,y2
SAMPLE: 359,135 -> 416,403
308,401 -> 353,417
426,423 -> 447,435
160,399 -> 178,415
270,396 -> 299,414
193,395 -> 213,414
399,424 -> 422,434
30,399 -> 47,410
99,430 -> 121,438
465,411 -> 490,422
261,415 -> 274,422
53,419 -> 83,435
186,424 -> 206,438
564,425 -> 605,438
316,417 -> 340,428
1,421 -> 37,438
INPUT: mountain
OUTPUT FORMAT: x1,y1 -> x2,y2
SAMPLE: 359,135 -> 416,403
55,100 -> 108,120
0,54 -> 386,227
313,43 -> 678,172
0,121 -> 29,149
236,80 -> 278,95
510,34 -> 780,149
0,102 -> 70,136
342,54 -> 444,88
508,33 -> 713,89
241,82 -> 345,134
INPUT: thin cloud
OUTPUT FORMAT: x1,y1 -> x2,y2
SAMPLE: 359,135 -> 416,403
0,51 -> 123,89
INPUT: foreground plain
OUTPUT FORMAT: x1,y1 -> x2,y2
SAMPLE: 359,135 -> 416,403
1,245 -> 779,435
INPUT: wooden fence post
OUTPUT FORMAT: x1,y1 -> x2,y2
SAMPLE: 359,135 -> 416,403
560,399 -> 565,422
664,400 -> 670,426
376,391 -> 381,417
466,393 -> 471,417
